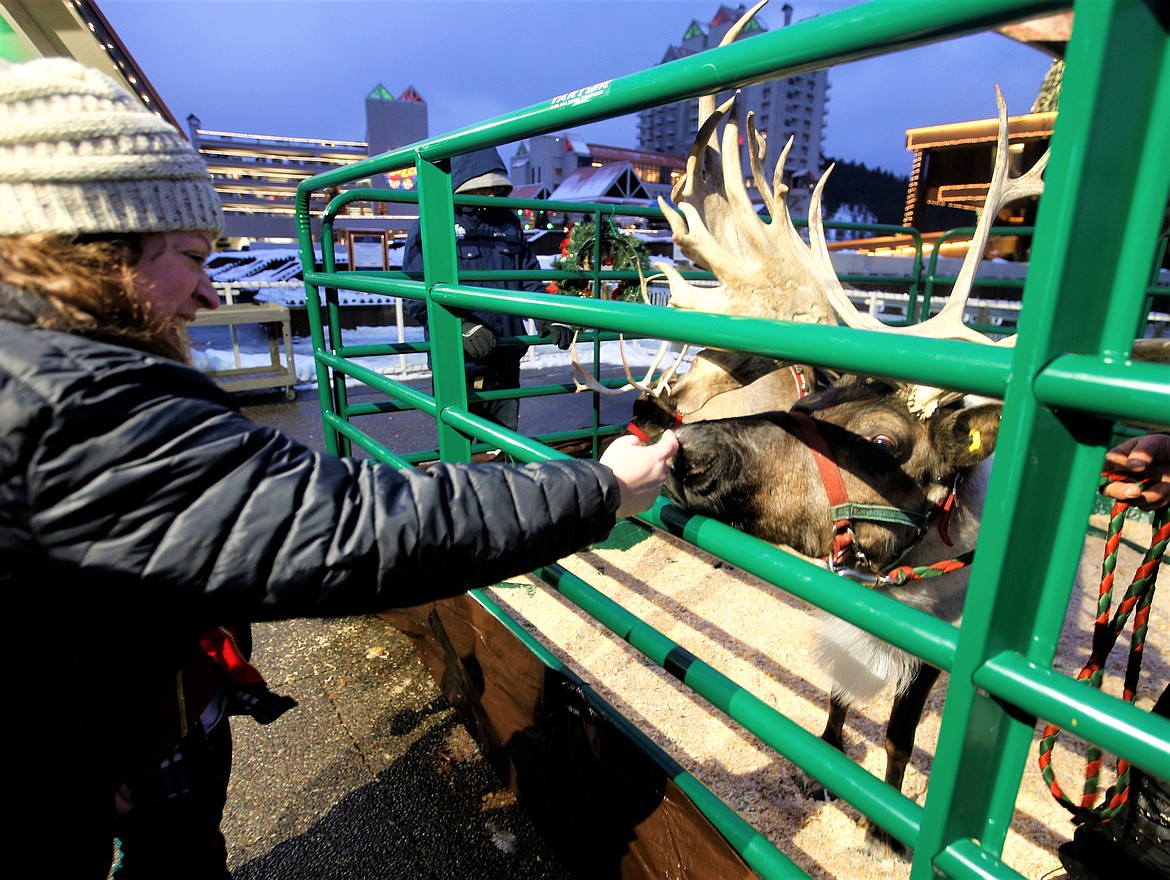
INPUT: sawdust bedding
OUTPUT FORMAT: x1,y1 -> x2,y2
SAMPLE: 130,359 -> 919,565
485,513 -> 1166,880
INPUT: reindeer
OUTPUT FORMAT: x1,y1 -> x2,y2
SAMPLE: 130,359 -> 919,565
656,81 -> 1048,859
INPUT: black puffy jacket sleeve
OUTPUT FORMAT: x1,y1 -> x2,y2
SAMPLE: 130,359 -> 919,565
1,328 -> 620,623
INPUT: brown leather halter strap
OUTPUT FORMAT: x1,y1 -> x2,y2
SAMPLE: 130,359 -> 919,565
631,362 -> 815,443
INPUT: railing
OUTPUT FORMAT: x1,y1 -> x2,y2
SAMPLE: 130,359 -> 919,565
294,2 -> 1170,879
309,188 -> 708,461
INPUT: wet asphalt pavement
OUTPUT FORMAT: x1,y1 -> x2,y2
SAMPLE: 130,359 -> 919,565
222,369 -> 636,879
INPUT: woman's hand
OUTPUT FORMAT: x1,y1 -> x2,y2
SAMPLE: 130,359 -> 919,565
600,430 -> 679,518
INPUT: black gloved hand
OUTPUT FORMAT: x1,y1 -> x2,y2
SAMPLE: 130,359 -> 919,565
539,321 -> 575,350
461,320 -> 497,359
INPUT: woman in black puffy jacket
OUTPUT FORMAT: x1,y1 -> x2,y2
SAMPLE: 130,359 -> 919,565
0,57 -> 676,880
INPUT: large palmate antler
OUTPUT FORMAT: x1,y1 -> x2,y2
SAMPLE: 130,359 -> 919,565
658,77 -> 1049,417
811,86 -> 1048,414
656,0 -> 831,326
656,94 -> 836,327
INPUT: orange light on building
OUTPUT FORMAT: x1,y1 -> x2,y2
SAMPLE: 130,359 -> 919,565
385,168 -> 418,191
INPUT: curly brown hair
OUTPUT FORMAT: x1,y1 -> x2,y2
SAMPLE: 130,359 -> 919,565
0,233 -> 188,361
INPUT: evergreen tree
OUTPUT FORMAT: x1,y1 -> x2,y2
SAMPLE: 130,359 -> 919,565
819,158 -> 909,227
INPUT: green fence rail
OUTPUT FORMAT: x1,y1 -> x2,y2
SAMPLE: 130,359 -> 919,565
294,1 -> 1170,878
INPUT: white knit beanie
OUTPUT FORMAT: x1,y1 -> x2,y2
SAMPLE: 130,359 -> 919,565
0,57 -> 223,237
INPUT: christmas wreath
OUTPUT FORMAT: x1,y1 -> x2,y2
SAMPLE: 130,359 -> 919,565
546,221 -> 652,303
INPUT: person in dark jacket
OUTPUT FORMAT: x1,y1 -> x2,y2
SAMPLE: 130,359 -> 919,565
0,57 -> 677,880
401,147 -> 573,434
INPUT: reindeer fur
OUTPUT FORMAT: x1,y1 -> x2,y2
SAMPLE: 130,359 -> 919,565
817,455 -> 991,707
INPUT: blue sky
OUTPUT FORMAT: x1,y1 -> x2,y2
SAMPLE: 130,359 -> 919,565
98,0 -> 1058,177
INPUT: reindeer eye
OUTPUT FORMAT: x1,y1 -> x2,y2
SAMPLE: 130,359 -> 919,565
872,434 -> 898,455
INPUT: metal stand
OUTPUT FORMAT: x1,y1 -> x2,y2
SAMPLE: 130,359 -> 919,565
188,302 -> 298,400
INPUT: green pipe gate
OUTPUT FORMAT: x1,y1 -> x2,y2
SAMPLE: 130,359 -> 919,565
294,2 -> 1170,878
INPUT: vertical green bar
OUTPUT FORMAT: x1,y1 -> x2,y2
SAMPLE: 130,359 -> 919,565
318,219 -> 352,457
415,159 -> 473,462
913,3 -> 1170,877
294,187 -> 343,456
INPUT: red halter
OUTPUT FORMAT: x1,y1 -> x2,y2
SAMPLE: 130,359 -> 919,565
788,410 -> 937,584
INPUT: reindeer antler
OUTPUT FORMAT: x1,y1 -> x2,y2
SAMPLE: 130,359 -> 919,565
690,0 -> 770,164
567,267 -> 689,397
810,86 -> 1047,414
569,0 -> 773,400
814,87 -> 1045,343
661,69 -> 1047,417
656,95 -> 837,327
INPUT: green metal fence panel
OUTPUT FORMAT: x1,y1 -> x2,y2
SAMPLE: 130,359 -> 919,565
916,6 -> 1170,875
294,1 -> 1170,878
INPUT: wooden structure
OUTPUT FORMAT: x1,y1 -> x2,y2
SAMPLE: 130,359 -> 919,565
902,111 -> 1057,260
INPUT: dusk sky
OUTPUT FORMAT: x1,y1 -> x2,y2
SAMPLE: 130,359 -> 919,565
98,0 -> 1059,177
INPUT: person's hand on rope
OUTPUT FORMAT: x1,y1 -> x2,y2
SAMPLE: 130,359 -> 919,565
461,320 -> 497,360
1102,432 -> 1170,511
539,321 -> 575,350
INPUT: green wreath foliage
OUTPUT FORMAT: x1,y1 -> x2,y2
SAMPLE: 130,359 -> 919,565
546,221 -> 652,302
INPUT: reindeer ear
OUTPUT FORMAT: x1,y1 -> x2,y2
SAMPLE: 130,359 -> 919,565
932,403 -> 1002,468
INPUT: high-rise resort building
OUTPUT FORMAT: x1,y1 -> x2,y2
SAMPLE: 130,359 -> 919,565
507,5 -> 828,228
635,3 -> 829,217
188,83 -> 429,249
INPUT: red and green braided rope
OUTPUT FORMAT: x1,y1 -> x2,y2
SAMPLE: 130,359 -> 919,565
1038,475 -> 1170,823
880,551 -> 975,586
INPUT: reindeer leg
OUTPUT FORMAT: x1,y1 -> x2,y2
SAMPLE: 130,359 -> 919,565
861,664 -> 942,861
794,693 -> 849,800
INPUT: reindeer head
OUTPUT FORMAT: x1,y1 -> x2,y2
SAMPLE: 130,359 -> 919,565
666,379 -> 1002,570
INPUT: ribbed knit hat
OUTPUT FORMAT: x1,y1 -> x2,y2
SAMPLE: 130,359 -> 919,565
0,57 -> 223,237
451,147 -> 513,196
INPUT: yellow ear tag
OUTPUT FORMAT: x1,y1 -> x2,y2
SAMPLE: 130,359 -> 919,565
968,429 -> 982,453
